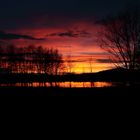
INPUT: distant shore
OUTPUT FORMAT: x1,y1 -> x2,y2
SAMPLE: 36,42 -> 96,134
1,68 -> 140,84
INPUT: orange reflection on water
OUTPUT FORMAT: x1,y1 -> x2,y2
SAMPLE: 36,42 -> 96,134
0,82 -> 114,88
64,82 -> 114,88
60,82 -> 113,88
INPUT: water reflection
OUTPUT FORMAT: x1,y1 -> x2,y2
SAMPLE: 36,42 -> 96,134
56,82 -> 113,88
0,82 -> 117,88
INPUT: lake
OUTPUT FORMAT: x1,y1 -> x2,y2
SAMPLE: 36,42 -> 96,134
0,81 -> 124,88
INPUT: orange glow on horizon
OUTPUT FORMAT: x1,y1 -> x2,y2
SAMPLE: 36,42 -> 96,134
67,62 -> 113,73
5,23 -> 112,73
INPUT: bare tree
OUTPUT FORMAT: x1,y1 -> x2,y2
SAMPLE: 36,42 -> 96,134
17,47 -> 26,73
25,45 -> 37,73
0,45 -> 64,75
33,46 -> 44,74
43,49 -> 63,75
6,45 -> 18,73
98,9 -> 140,70
66,54 -> 74,88
0,46 -> 4,69
66,55 -> 73,73
89,56 -> 93,73
52,49 -> 63,75
65,46 -> 74,74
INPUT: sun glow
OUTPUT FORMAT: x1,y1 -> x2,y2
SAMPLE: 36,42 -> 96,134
5,23 -> 112,73
70,62 -> 112,73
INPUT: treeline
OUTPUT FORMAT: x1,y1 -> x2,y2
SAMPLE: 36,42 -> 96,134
0,45 -> 64,75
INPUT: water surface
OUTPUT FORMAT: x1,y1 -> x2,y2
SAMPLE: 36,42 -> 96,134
0,82 -> 120,88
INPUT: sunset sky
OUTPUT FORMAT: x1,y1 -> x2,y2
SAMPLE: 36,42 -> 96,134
0,0 -> 140,73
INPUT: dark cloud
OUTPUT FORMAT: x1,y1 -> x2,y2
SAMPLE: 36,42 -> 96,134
80,52 -> 109,55
1,0 -> 139,30
47,30 -> 91,38
96,59 -> 112,63
0,31 -> 45,40
66,60 -> 85,63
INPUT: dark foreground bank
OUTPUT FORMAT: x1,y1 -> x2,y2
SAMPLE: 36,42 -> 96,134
0,86 -> 139,97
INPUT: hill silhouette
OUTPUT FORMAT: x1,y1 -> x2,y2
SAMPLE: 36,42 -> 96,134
0,68 -> 140,84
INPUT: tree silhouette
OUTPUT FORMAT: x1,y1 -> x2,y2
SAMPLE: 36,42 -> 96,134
25,45 -> 36,73
35,46 -> 44,74
0,46 -> 3,69
0,45 -> 63,75
98,9 -> 140,70
89,56 -> 93,73
6,45 -> 17,73
42,48 -> 63,75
